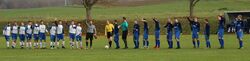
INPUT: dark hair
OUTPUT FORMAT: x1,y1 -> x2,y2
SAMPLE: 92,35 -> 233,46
143,18 -> 146,20
205,19 -> 209,22
114,20 -> 117,22
40,20 -> 44,22
123,17 -> 126,20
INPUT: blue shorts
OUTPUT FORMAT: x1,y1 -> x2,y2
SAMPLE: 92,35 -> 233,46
50,35 -> 56,42
218,29 -> 224,39
114,33 -> 119,41
167,32 -> 172,40
175,31 -> 181,39
236,31 -> 243,39
76,35 -> 82,41
57,34 -> 64,41
155,30 -> 160,39
5,35 -> 10,41
33,34 -> 39,41
19,34 -> 26,41
11,33 -> 18,40
143,32 -> 148,40
69,33 -> 75,40
26,34 -> 32,40
133,32 -> 139,41
204,34 -> 209,41
39,33 -> 46,41
192,32 -> 199,39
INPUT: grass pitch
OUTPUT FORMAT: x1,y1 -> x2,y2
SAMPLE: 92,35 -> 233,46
0,35 -> 249,61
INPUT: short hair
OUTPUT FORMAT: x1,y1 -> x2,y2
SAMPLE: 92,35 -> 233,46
40,20 -> 44,22
114,20 -> 117,22
205,19 -> 209,22
143,18 -> 146,20
123,17 -> 126,20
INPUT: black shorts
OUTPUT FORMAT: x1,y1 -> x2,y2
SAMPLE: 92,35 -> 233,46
106,32 -> 113,38
122,30 -> 128,40
86,33 -> 94,41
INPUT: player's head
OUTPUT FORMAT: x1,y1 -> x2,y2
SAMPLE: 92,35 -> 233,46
58,20 -> 62,24
14,21 -> 18,25
194,17 -> 198,22
168,18 -> 171,23
134,20 -> 138,24
237,15 -> 243,20
7,22 -> 11,26
217,15 -> 222,20
114,20 -> 118,24
71,20 -> 75,25
21,22 -> 25,26
175,18 -> 178,23
123,17 -> 126,20
28,21 -> 32,25
40,20 -> 44,24
106,20 -> 110,24
77,22 -> 81,26
89,20 -> 93,25
205,19 -> 209,23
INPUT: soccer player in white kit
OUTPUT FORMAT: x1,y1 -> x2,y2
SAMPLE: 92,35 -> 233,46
33,22 -> 40,48
69,20 -> 77,48
39,20 -> 48,49
19,22 -> 26,49
56,20 -> 65,48
3,22 -> 11,48
76,22 -> 83,49
11,22 -> 19,48
49,21 -> 57,49
26,21 -> 33,48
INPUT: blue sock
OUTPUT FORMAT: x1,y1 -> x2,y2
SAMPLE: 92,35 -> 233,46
170,41 -> 173,48
155,40 -> 157,47
239,40 -> 243,48
167,41 -> 170,47
158,40 -> 160,47
146,41 -> 149,47
221,39 -> 224,48
177,41 -> 180,48
192,41 -> 196,47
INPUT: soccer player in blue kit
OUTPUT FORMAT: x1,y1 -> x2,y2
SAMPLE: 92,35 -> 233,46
49,22 -> 57,49
113,20 -> 120,49
235,15 -> 244,49
69,20 -> 77,48
56,20 -> 65,48
11,22 -> 19,48
39,20 -> 48,49
26,21 -> 33,48
164,18 -> 173,49
33,22 -> 40,48
204,19 -> 211,48
19,22 -> 26,49
142,18 -> 149,48
173,19 -> 182,49
153,18 -> 160,48
133,20 -> 140,49
187,17 -> 200,48
217,14 -> 225,49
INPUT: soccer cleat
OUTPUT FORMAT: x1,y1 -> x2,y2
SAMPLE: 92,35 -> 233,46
62,46 -> 65,49
176,47 -> 181,49
11,46 -> 15,49
238,47 -> 244,49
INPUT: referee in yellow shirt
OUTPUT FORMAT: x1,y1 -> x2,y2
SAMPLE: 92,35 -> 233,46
105,20 -> 114,48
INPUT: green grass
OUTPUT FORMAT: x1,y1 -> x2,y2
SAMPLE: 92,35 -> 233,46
0,35 -> 250,61
0,0 -> 250,21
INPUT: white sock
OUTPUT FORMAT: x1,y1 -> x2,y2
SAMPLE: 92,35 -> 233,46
50,42 -> 53,47
57,42 -> 59,47
34,43 -> 36,47
62,41 -> 65,46
29,42 -> 32,47
43,42 -> 46,47
40,42 -> 42,48
80,41 -> 82,47
26,42 -> 29,47
6,41 -> 9,47
76,42 -> 79,48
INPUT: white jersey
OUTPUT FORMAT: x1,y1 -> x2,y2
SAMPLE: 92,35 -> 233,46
50,26 -> 57,35
19,26 -> 26,35
3,25 -> 11,36
76,26 -> 82,36
69,24 -> 76,34
11,25 -> 19,34
39,24 -> 47,33
26,25 -> 33,34
33,24 -> 40,34
57,25 -> 63,34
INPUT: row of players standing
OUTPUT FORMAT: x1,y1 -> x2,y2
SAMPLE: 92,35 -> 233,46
2,20 -> 97,49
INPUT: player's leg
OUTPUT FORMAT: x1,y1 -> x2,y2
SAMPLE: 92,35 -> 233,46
85,33 -> 90,49
205,35 -> 211,48
114,33 -> 120,49
89,33 -> 94,49
5,35 -> 10,48
176,32 -> 181,49
122,30 -> 128,49
218,29 -> 224,49
237,31 -> 243,49
192,33 -> 196,48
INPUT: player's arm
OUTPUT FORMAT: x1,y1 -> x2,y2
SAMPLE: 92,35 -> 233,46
179,23 -> 183,33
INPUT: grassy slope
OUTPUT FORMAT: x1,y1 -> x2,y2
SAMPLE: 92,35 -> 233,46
0,35 -> 250,61
0,0 -> 250,21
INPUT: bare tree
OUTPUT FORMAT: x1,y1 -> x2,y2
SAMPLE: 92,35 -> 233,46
189,0 -> 200,17
81,0 -> 99,21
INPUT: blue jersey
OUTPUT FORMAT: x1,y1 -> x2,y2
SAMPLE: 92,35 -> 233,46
114,23 -> 119,34
235,20 -> 244,32
218,16 -> 225,29
143,22 -> 149,34
173,22 -> 182,33
164,23 -> 173,34
154,20 -> 160,31
133,24 -> 140,35
204,23 -> 210,35
190,21 -> 200,33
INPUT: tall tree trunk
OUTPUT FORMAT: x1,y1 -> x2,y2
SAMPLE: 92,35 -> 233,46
86,7 -> 92,21
189,0 -> 194,17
